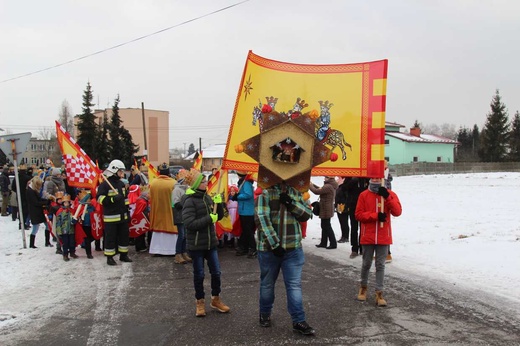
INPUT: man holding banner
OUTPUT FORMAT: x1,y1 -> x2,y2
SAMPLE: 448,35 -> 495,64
255,183 -> 314,335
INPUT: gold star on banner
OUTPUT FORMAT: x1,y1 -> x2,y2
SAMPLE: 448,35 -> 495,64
243,74 -> 253,100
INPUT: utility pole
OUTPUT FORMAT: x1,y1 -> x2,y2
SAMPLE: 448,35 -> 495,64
183,142 -> 187,158
141,102 -> 147,157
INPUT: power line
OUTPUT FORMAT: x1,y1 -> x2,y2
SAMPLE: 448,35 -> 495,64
0,0 -> 251,84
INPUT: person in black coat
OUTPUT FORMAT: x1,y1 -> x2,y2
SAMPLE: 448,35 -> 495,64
335,177 -> 364,258
26,176 -> 49,248
12,165 -> 32,230
181,169 -> 228,317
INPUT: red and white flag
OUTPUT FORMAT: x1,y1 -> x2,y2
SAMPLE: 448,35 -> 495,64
55,121 -> 101,190
129,198 -> 150,238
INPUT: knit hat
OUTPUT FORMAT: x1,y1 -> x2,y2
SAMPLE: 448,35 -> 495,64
184,169 -> 204,190
51,167 -> 61,176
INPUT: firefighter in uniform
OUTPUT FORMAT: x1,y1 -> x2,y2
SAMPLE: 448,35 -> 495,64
97,159 -> 132,265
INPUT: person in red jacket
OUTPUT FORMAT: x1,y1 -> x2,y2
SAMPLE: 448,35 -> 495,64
355,177 -> 402,307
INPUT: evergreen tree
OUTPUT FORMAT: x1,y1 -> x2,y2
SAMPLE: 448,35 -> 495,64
478,90 -> 509,162
109,94 -> 124,161
76,82 -> 98,160
187,143 -> 196,155
508,111 -> 520,161
456,125 -> 480,162
95,110 -> 111,167
413,119 -> 421,129
108,95 -> 138,168
471,124 -> 480,161
119,128 -> 139,168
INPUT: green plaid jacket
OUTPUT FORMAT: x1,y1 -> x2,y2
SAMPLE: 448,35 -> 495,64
255,184 -> 312,252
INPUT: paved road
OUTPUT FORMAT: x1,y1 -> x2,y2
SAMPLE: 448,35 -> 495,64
4,246 -> 520,345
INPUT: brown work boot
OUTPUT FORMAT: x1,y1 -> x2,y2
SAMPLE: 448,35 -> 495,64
174,253 -> 187,264
210,295 -> 230,313
357,285 -> 368,301
182,252 -> 192,263
195,299 -> 206,317
375,290 -> 387,307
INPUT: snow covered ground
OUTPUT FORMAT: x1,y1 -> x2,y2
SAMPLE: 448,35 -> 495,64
1,172 -> 519,331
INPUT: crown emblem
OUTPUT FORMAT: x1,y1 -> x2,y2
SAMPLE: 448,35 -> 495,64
265,96 -> 278,108
318,100 -> 333,110
295,97 -> 308,110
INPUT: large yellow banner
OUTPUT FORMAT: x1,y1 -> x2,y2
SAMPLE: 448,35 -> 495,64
222,51 -> 388,178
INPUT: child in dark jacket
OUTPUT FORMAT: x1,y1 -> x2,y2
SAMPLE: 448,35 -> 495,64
56,194 -> 77,261
181,169 -> 228,317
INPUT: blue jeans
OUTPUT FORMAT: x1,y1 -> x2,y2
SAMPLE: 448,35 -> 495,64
190,248 -> 221,300
175,224 -> 186,254
31,223 -> 42,236
61,234 -> 76,256
258,247 -> 306,323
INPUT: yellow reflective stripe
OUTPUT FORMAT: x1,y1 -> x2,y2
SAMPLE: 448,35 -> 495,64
104,249 -> 116,256
104,215 -> 122,222
99,195 -> 106,204
118,246 -> 128,253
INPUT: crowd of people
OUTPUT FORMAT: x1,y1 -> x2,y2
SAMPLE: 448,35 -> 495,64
1,160 -> 402,336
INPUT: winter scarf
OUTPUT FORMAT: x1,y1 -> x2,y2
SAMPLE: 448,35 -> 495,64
368,181 -> 381,193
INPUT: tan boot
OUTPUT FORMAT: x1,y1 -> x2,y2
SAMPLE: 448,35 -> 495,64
182,252 -> 192,263
174,253 -> 187,264
195,299 -> 206,317
375,290 -> 387,307
357,285 -> 368,301
210,295 -> 230,313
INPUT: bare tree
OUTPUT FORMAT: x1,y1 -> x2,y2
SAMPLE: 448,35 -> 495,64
422,123 -> 457,139
58,99 -> 74,133
422,123 -> 440,135
440,123 -> 457,139
37,127 -> 61,167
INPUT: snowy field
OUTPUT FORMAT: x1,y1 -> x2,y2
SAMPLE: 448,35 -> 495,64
1,172 -> 519,330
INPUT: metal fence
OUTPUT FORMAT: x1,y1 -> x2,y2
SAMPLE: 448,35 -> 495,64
390,162 -> 520,177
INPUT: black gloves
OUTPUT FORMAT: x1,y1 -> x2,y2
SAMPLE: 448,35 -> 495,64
377,187 -> 390,199
279,192 -> 293,207
230,194 -> 238,201
272,245 -> 286,257
114,194 -> 125,203
378,212 -> 387,222
106,194 -> 124,205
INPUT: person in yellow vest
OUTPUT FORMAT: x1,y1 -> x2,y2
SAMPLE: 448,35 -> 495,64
97,160 -> 132,265
148,163 -> 178,256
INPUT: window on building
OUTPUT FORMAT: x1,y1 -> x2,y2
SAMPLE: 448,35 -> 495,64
384,139 -> 389,145
413,156 -> 418,162
437,156 -> 442,162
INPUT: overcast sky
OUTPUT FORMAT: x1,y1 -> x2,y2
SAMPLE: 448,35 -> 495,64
1,0 -> 519,149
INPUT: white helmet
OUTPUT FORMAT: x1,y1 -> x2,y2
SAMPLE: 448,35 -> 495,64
105,159 -> 126,175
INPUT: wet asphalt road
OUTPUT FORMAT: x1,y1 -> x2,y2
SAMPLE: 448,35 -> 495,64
4,245 -> 520,346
